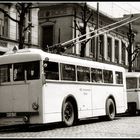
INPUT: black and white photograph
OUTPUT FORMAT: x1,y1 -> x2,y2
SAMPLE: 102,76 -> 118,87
0,1 -> 140,138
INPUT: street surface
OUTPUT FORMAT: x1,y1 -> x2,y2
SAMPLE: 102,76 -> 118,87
0,114 -> 140,138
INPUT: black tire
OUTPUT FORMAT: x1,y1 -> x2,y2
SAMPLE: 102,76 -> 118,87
62,101 -> 75,127
137,110 -> 140,115
106,98 -> 116,121
128,102 -> 136,115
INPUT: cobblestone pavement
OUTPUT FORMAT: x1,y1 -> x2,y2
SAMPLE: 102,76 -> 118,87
0,114 -> 140,138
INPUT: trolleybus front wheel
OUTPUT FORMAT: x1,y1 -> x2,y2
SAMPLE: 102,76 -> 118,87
62,101 -> 75,127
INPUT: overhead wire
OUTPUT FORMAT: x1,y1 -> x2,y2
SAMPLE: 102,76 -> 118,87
49,2 -> 140,52
60,15 -> 132,46
73,15 -> 140,46
113,3 -> 131,14
126,3 -> 140,13
63,2 -> 140,47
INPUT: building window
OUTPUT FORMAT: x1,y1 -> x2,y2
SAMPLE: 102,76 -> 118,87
3,15 -> 8,37
24,10 -> 32,44
115,39 -> 119,63
107,37 -> 112,61
99,35 -> 104,59
79,26 -> 85,55
0,13 -> 8,37
122,41 -> 126,65
42,25 -> 53,51
90,31 -> 95,58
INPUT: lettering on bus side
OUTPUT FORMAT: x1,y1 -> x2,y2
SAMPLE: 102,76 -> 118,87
42,60 -> 123,86
77,66 -> 90,82
61,63 -> 76,81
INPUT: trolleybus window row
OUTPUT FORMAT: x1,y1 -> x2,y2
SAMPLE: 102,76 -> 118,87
0,60 -> 123,85
44,61 -> 123,85
0,61 -> 40,83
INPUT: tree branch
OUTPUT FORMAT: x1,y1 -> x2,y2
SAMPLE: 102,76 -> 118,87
70,25 -> 80,31
0,8 -> 19,23
74,19 -> 81,32
131,47 -> 140,55
86,12 -> 93,23
15,4 -> 21,15
24,23 -> 34,32
131,51 -> 140,62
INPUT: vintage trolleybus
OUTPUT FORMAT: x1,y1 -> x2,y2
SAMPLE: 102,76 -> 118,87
0,48 -> 127,126
126,72 -> 140,115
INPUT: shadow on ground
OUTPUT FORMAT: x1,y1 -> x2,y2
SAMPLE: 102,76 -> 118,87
0,112 -> 137,133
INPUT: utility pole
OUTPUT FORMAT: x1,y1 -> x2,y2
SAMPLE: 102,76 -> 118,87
127,23 -> 135,72
96,2 -> 99,61
58,28 -> 61,43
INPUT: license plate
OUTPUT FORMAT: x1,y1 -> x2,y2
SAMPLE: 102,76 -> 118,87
6,112 -> 17,117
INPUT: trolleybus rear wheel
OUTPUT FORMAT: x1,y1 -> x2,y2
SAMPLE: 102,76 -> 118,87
106,98 -> 115,121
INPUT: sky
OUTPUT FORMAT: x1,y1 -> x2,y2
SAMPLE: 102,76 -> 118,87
87,2 -> 140,18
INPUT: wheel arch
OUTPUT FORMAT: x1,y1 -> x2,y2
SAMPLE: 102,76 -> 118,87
61,94 -> 78,121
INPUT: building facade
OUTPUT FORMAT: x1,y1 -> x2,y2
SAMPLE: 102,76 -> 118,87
38,3 -> 137,71
0,3 -> 139,71
128,14 -> 140,71
0,3 -> 39,54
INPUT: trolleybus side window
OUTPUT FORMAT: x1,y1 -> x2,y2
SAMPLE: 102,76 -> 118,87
91,68 -> 103,83
115,71 -> 123,84
61,63 -> 76,81
77,66 -> 90,82
103,70 -> 113,83
126,77 -> 137,89
43,61 -> 59,80
0,64 -> 11,83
